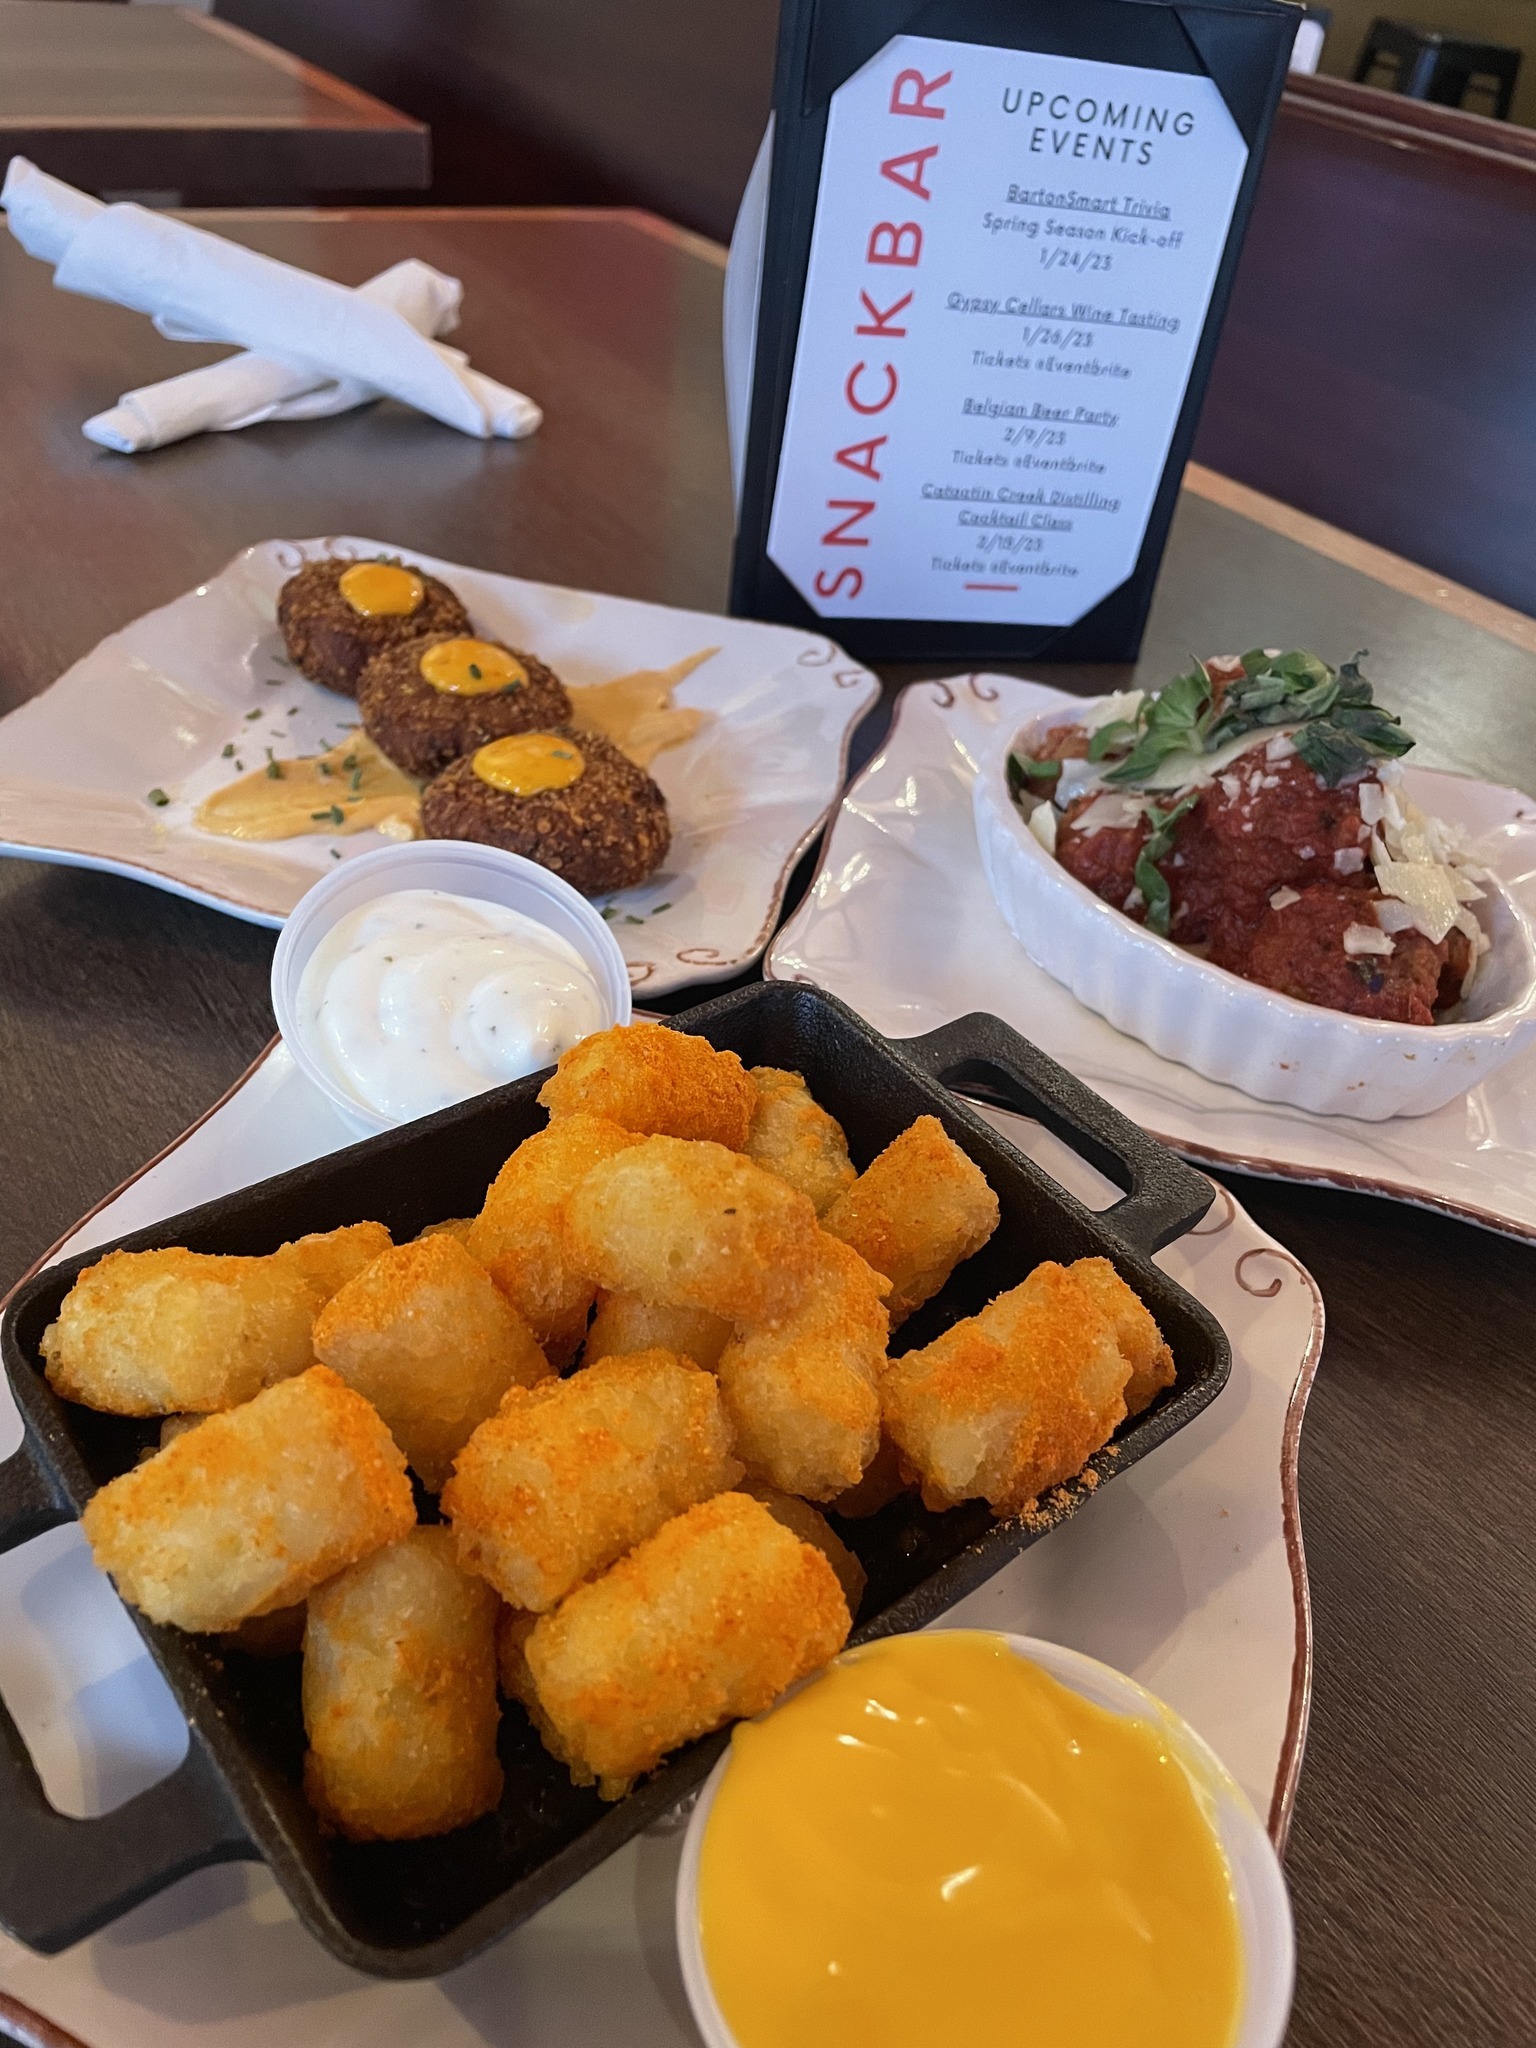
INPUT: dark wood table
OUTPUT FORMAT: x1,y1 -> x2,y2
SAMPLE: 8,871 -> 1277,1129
0,209 -> 1532,2047
0,4 -> 427,204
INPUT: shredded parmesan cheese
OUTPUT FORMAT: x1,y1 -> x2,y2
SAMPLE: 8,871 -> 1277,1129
1343,923 -> 1395,957
1269,887 -> 1301,911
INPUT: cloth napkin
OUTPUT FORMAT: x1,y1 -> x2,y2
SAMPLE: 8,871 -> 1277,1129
1,158 -> 542,448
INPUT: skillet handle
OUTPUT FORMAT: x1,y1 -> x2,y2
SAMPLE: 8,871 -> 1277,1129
899,1011 -> 1214,1257
0,1436 -> 70,1554
0,1705 -> 253,1954
0,1437 -> 254,1954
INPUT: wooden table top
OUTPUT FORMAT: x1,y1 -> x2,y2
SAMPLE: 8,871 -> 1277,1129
0,4 -> 427,200
0,208 -> 1531,2047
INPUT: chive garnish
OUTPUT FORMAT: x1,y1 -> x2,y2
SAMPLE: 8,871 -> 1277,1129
221,743 -> 235,759
265,748 -> 282,781
146,787 -> 169,807
311,804 -> 345,825
245,708 -> 262,721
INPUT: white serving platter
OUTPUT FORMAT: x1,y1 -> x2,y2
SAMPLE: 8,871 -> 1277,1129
0,1039 -> 1320,2048
769,674 -> 1536,1239
0,538 -> 880,996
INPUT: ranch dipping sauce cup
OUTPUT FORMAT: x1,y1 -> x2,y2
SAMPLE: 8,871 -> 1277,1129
271,841 -> 632,1133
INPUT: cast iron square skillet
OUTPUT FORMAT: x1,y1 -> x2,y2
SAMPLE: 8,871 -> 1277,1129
0,983 -> 1229,1978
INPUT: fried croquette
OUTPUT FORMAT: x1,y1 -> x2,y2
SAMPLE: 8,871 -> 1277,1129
357,633 -> 573,779
743,1481 -> 867,1618
538,1022 -> 756,1148
524,1492 -> 851,1796
303,1527 -> 503,1841
880,1261 -> 1137,1514
566,1137 -> 821,1328
584,1290 -> 732,1372
42,1245 -> 322,1416
419,726 -> 669,895
442,1349 -> 742,1611
81,1366 -> 414,1631
466,1114 -> 643,1364
715,1235 -> 887,1500
823,1115 -> 1000,1325
270,1221 -> 394,1301
277,556 -> 470,697
1069,1256 -> 1176,1414
313,1234 -> 550,1491
743,1067 -> 857,1214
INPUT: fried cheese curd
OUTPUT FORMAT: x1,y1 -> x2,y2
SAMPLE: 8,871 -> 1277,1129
742,1067 -> 857,1215
1069,1255 -> 1176,1416
303,1527 -> 503,1841
496,1603 -> 538,1707
827,1430 -> 912,1519
537,1022 -> 756,1149
881,1261 -> 1159,1515
524,1491 -> 851,1796
313,1234 -> 550,1491
742,1480 -> 867,1618
823,1116 -> 1001,1327
716,1235 -> 888,1501
40,1222 -> 390,1417
566,1137 -> 820,1328
272,1222 -> 394,1300
81,1366 -> 414,1631
442,1349 -> 741,1611
465,1114 -> 642,1364
584,1290 -> 732,1371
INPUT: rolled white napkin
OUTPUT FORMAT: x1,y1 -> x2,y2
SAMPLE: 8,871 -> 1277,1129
85,258 -> 464,451
1,158 -> 542,447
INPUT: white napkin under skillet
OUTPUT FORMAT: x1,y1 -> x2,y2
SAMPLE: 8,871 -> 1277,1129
1,158 -> 542,448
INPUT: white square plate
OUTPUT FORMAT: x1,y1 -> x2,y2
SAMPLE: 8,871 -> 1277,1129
0,537 -> 880,996
769,675 -> 1536,1239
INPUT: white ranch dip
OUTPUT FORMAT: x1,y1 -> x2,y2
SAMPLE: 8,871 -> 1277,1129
297,888 -> 606,1121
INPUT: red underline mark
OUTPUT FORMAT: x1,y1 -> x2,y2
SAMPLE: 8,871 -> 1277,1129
964,581 -> 1018,591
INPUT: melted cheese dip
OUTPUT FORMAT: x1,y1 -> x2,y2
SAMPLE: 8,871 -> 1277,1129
698,1632 -> 1243,2048
296,887 -> 606,1121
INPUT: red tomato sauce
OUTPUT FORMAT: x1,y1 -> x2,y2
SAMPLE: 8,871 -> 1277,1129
1050,752 -> 1468,1026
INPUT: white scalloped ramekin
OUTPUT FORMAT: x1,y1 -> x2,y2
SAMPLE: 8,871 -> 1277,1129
677,1632 -> 1295,2048
972,717 -> 1536,1121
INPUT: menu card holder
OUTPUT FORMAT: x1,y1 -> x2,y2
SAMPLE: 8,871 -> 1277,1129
728,0 -> 1296,662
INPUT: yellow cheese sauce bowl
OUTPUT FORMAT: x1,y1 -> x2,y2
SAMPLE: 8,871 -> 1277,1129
676,1631 -> 1293,2048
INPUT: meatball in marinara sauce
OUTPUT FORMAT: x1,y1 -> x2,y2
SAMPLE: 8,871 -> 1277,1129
1015,652 -> 1487,1028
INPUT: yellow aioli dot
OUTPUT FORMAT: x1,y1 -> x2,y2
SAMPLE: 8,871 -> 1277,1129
418,638 -> 527,697
698,1632 -> 1244,2048
472,733 -> 585,797
338,561 -> 425,617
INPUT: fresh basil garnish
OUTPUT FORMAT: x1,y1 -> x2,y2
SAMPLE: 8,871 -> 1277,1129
1096,648 -> 1412,791
1007,752 -> 1060,798
1132,793 -> 1200,937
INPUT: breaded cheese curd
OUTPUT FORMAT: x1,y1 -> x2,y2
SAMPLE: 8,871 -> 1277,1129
296,886 -> 607,1122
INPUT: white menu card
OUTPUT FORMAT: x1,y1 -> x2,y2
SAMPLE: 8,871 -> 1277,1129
766,33 -> 1249,628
